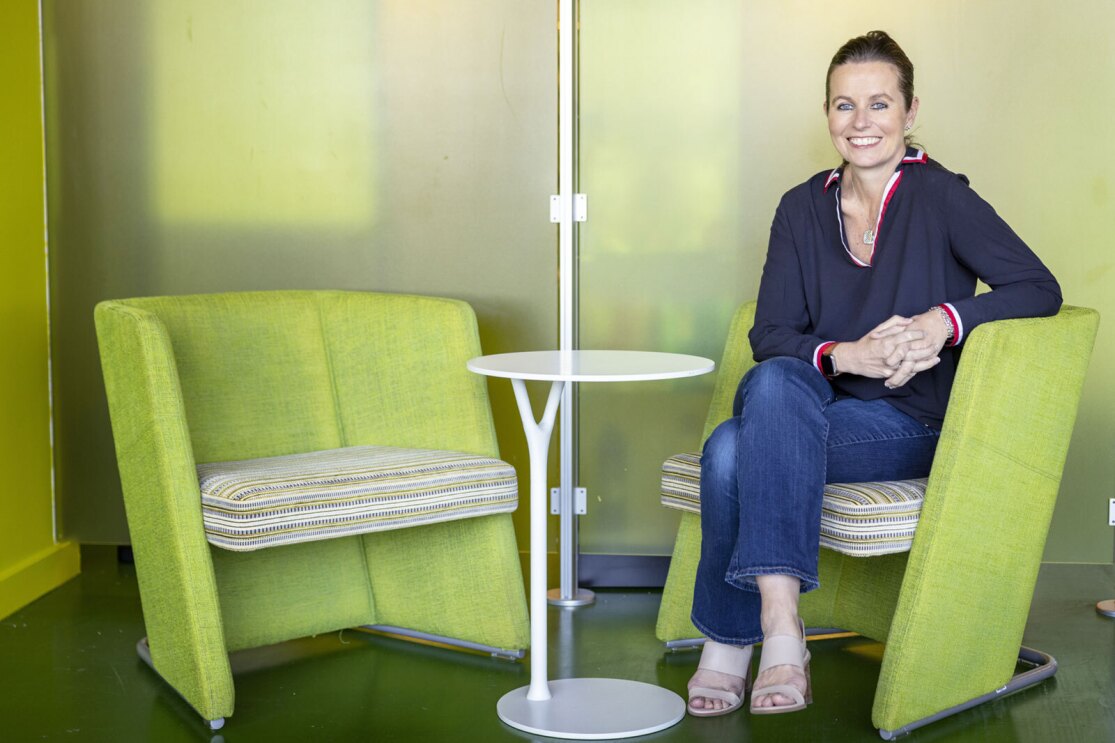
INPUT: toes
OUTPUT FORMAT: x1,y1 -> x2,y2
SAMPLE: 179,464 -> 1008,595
753,692 -> 790,708
690,697 -> 718,710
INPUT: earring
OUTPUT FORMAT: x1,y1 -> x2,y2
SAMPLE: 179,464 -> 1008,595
904,123 -> 912,131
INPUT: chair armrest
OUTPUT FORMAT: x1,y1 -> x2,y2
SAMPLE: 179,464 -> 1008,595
875,306 -> 1099,728
701,301 -> 758,442
94,301 -> 233,717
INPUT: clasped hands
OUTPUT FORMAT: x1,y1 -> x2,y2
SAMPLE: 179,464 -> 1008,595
830,310 -> 951,389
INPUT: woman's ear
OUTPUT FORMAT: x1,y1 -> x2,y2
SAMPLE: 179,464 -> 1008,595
907,96 -> 920,125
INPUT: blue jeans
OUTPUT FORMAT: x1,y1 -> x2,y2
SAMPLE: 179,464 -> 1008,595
691,357 -> 940,646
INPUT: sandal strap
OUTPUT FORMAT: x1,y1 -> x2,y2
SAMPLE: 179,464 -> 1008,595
688,685 -> 742,707
756,634 -> 807,675
750,683 -> 805,706
697,640 -> 752,676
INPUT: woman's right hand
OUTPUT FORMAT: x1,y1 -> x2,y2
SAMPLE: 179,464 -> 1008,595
831,316 -> 932,379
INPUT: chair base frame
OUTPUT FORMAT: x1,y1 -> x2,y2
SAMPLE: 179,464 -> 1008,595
878,645 -> 1056,739
136,626 -> 526,729
662,636 -> 1056,739
359,624 -> 526,659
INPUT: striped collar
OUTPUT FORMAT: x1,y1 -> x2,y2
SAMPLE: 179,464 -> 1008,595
823,147 -> 928,193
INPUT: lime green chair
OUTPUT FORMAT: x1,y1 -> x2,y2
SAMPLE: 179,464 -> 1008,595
656,301 -> 1098,737
95,291 -> 529,730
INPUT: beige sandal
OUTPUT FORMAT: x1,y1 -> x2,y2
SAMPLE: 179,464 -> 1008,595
750,620 -> 812,715
687,640 -> 753,717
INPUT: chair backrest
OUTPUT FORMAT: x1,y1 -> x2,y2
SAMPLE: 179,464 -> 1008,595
95,290 -> 499,464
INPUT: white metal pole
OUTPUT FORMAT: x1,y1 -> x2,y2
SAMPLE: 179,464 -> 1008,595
553,0 -> 591,608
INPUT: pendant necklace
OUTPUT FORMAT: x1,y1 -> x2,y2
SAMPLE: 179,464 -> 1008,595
846,177 -> 879,245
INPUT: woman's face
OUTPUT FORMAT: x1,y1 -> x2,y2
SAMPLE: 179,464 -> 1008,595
826,61 -> 918,174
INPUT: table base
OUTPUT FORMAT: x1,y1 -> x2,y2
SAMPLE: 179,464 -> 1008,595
497,678 -> 685,740
546,587 -> 595,607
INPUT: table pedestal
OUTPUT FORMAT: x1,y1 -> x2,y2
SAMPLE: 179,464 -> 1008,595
547,587 -> 595,607
501,377 -> 684,738
497,678 -> 685,740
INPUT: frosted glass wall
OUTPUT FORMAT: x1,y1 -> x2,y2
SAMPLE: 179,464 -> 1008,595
44,1 -> 558,543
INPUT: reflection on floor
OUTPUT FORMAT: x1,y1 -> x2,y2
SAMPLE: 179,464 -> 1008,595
1,546 -> 1112,742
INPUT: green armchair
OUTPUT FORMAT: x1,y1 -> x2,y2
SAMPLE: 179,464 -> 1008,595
656,301 -> 1098,737
95,290 -> 529,729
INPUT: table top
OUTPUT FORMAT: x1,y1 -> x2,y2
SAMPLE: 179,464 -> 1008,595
467,350 -> 715,382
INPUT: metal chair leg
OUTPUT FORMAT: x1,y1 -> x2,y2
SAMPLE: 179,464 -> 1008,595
877,646 -> 1057,740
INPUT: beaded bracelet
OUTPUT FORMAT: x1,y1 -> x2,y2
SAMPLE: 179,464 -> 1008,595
932,306 -> 955,343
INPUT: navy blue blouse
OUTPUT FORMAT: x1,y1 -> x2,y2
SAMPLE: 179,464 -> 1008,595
749,148 -> 1062,428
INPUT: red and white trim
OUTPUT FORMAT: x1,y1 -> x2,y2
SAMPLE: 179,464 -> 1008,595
823,168 -> 842,193
902,148 -> 928,164
939,302 -> 964,346
814,341 -> 838,375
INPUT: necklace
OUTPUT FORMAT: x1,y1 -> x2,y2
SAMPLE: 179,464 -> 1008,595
844,178 -> 879,245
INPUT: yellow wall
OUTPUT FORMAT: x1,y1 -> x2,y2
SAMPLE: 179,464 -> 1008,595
0,0 -> 79,620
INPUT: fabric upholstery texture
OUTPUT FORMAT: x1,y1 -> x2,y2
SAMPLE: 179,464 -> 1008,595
661,452 -> 925,556
199,445 -> 518,551
95,291 -> 529,723
655,301 -> 1099,734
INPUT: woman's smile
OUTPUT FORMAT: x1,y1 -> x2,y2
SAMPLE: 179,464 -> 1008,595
826,60 -> 917,174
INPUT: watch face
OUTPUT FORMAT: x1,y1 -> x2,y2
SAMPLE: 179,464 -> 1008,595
821,354 -> 835,377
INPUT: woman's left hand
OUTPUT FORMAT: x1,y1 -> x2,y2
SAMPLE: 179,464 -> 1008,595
883,309 -> 951,388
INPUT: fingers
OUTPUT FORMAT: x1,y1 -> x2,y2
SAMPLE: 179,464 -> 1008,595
896,342 -> 940,363
881,330 -> 926,366
869,315 -> 913,338
885,356 -> 940,388
884,359 -> 915,388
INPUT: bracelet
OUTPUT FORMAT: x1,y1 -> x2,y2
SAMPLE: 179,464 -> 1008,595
932,306 -> 955,343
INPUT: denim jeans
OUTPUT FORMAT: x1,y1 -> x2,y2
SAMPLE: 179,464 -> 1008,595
691,357 -> 940,646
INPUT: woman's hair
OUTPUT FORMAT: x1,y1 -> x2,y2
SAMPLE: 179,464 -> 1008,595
826,30 -> 915,110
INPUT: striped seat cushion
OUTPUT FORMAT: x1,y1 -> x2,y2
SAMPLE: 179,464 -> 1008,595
198,445 -> 518,552
661,452 -> 927,557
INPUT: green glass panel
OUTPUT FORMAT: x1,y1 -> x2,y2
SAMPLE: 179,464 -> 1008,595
577,0 -> 1114,563
44,1 -> 558,544
577,0 -> 754,556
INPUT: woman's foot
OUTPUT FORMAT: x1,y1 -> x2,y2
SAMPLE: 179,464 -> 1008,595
750,663 -> 808,709
750,617 -> 811,714
686,641 -> 752,717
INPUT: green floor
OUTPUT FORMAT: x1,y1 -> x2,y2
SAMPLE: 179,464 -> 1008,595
2,546 -> 1113,742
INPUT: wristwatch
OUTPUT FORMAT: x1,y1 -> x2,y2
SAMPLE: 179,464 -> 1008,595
821,344 -> 840,378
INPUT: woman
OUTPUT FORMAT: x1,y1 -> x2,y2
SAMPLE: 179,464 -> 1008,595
686,30 -> 1061,717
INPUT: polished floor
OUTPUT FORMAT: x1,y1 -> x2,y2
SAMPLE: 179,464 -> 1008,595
2,546 -> 1113,742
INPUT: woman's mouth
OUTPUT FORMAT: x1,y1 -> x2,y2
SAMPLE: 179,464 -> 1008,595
849,137 -> 881,147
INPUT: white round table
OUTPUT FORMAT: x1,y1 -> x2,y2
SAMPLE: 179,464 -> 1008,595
468,350 -> 715,740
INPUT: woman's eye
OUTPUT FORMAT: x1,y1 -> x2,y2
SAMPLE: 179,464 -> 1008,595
837,103 -> 853,111
871,101 -> 888,110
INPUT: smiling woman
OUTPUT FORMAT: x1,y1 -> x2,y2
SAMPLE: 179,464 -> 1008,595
684,29 -> 1063,719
